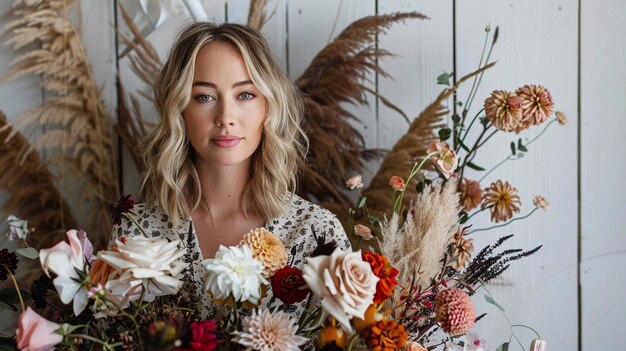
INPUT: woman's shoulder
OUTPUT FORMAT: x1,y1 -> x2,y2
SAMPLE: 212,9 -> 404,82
109,200 -> 182,247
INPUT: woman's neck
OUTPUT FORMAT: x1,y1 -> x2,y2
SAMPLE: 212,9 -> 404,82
194,159 -> 253,217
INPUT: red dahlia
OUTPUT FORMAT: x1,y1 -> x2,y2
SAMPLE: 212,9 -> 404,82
271,266 -> 310,304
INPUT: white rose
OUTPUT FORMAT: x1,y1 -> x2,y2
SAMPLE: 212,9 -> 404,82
202,245 -> 268,305
302,249 -> 378,333
98,237 -> 186,302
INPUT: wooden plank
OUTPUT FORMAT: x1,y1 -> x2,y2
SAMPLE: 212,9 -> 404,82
580,0 -> 626,349
287,0 -> 376,192
455,1 -> 578,349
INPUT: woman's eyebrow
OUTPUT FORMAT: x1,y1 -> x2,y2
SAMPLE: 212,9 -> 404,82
192,80 -> 253,88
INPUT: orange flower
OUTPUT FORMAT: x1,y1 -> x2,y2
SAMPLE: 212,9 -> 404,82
352,304 -> 383,333
484,90 -> 523,132
318,317 -> 347,348
88,248 -> 117,286
459,178 -> 482,211
363,319 -> 408,351
241,228 -> 287,277
389,176 -> 405,191
362,251 -> 399,304
516,84 -> 554,127
482,180 -> 521,223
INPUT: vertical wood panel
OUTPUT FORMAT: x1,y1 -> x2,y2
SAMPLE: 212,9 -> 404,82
287,0 -> 377,170
377,0 -> 453,167
455,1 -> 578,349
580,0 -> 626,349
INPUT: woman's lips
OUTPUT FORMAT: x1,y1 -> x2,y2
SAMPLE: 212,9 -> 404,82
210,136 -> 242,148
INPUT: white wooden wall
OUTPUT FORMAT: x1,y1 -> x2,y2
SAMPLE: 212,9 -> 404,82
1,0 -> 624,349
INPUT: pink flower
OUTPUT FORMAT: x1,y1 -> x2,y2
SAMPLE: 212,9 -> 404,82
186,320 -> 219,351
529,339 -> 547,351
39,229 -> 90,316
435,288 -> 476,336
15,307 -> 64,351
427,142 -> 458,179
354,224 -> 374,240
346,175 -> 364,190
390,176 -> 405,191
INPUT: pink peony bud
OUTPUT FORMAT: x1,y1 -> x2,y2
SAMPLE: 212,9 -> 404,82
16,307 -> 64,351
346,175 -> 364,190
529,339 -> 547,351
389,176 -> 405,191
354,224 -> 374,240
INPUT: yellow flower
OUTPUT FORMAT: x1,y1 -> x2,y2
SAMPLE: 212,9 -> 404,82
482,180 -> 521,223
241,228 -> 287,277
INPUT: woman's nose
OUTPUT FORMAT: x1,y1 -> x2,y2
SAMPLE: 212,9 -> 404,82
215,100 -> 235,127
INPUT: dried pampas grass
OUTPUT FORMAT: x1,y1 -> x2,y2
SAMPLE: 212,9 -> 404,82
0,111 -> 76,251
363,62 -> 496,218
296,12 -> 427,206
2,0 -> 118,246
378,177 -> 460,293
247,0 -> 268,30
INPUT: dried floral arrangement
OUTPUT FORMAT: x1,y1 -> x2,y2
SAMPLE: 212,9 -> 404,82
0,1 -> 562,351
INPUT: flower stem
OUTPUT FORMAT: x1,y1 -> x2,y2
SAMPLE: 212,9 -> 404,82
393,152 -> 438,214
345,332 -> 361,351
3,265 -> 24,312
511,324 -> 541,339
466,208 -> 539,235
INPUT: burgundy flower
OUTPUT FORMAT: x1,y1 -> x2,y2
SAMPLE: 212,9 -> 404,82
110,194 -> 135,226
271,266 -> 310,304
0,249 -> 18,281
310,240 -> 337,257
177,320 -> 219,351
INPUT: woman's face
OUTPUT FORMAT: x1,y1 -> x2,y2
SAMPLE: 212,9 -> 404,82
182,41 -> 267,170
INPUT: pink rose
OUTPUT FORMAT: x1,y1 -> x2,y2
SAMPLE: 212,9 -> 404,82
345,175 -> 364,190
302,249 -> 378,333
354,224 -> 373,240
427,141 -> 458,179
389,176 -> 405,191
15,307 -> 64,351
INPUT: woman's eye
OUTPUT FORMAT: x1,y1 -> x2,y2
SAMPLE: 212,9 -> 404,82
195,94 -> 214,102
239,92 -> 255,100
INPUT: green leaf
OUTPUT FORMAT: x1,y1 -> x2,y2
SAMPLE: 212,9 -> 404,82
484,293 -> 505,311
459,211 -> 469,224
368,215 -> 379,224
416,180 -> 425,193
517,138 -> 528,152
0,288 -> 30,306
437,72 -> 453,86
466,162 -> 485,171
452,114 -> 461,124
16,247 -> 38,260
457,138 -> 471,153
480,116 -> 489,127
59,323 -> 83,334
495,342 -> 509,351
358,196 -> 367,209
456,101 -> 463,107
510,141 -> 516,156
0,344 -> 17,351
438,128 -> 452,141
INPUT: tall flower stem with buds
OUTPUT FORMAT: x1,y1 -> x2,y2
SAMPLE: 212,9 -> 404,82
393,152 -> 439,214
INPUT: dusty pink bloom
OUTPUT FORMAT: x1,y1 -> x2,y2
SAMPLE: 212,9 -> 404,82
427,141 -> 458,179
533,196 -> 549,211
484,90 -> 523,132
15,307 -> 64,351
346,175 -> 364,190
482,180 -> 521,223
555,111 -> 567,125
389,176 -> 405,191
435,288 -> 475,336
517,84 -> 554,127
529,339 -> 548,351
231,309 -> 307,351
354,224 -> 374,240
460,178 -> 482,211
406,341 -> 427,351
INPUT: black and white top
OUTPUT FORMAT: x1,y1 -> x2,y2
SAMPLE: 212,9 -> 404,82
109,193 -> 351,321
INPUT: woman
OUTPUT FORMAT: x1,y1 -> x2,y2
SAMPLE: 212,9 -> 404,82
110,22 -> 350,320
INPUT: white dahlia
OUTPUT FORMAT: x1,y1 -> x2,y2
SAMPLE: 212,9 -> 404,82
202,245 -> 268,305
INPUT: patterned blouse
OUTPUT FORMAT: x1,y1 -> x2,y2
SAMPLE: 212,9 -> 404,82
109,193 -> 351,321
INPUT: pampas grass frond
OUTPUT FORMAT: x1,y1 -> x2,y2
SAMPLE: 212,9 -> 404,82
2,0 -> 118,246
247,0 -> 268,30
378,177 -> 460,299
296,12 -> 427,205
0,111 -> 77,250
363,62 -> 497,218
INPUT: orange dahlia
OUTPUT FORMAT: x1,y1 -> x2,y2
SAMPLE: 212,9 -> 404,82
318,317 -> 347,348
482,180 -> 521,223
484,90 -> 523,132
362,251 -> 399,304
363,319 -> 408,351
516,84 -> 554,127
460,178 -> 482,211
241,228 -> 287,277
435,288 -> 475,336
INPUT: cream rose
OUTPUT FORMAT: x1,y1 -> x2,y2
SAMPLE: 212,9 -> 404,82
302,249 -> 378,333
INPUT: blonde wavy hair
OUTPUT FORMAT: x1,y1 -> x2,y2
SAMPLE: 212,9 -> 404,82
140,22 -> 307,227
